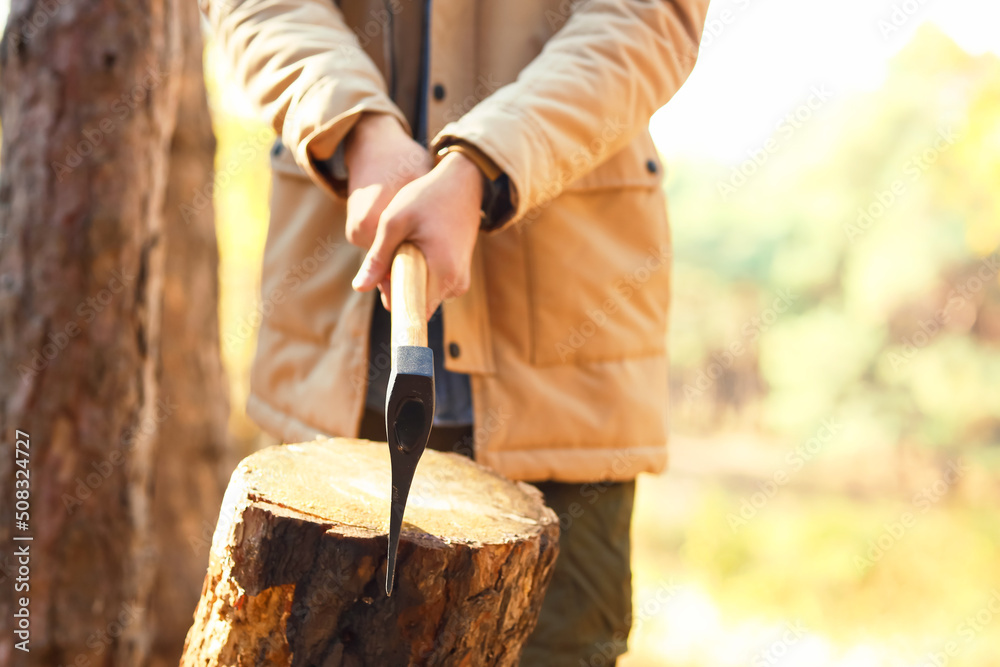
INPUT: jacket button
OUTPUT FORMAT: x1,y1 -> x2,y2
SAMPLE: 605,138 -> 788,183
645,159 -> 658,174
448,342 -> 461,358
433,84 -> 446,101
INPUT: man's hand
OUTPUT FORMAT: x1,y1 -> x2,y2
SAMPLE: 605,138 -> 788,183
343,113 -> 432,250
351,151 -> 484,318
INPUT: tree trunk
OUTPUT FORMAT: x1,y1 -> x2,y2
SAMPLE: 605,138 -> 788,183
0,0 -> 182,664
149,1 -> 232,663
181,439 -> 560,667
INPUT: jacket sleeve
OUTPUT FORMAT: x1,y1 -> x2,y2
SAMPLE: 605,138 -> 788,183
431,0 -> 709,228
200,0 -> 409,195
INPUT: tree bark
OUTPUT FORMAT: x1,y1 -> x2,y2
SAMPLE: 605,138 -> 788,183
181,439 -> 560,667
149,1 -> 232,663
0,0 -> 182,664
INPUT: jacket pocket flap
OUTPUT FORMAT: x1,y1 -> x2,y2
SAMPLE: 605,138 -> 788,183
563,130 -> 664,192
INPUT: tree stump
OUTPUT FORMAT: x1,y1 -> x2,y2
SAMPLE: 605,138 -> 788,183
180,438 -> 560,666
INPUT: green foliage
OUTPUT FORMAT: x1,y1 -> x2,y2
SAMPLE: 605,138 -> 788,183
668,26 -> 1000,454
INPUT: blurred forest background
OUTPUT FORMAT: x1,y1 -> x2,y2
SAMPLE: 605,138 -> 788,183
204,14 -> 1000,667
1,0 -> 996,664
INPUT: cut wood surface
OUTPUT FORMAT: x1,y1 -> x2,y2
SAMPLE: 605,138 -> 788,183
181,438 -> 559,666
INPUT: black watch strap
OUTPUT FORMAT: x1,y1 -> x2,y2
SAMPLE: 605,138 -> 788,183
437,142 -> 512,230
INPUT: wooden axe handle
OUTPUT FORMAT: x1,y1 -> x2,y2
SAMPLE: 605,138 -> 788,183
390,242 -> 429,348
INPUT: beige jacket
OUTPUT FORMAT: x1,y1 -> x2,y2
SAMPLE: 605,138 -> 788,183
203,0 -> 708,482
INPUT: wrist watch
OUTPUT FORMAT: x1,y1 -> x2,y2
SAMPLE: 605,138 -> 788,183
436,143 -> 511,231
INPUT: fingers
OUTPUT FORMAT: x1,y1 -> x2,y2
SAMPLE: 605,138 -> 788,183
359,217 -> 470,321
344,184 -> 386,249
350,159 -> 479,320
378,278 -> 391,312
352,210 -> 410,293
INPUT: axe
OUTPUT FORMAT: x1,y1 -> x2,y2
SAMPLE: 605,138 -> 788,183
384,242 -> 435,596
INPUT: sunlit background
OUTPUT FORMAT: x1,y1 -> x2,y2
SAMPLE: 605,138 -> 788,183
206,1 -> 1000,666
3,0 -> 994,663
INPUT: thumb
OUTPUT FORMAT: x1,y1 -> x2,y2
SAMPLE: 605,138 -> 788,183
352,215 -> 409,293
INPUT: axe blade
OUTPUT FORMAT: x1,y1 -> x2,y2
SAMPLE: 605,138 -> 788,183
384,344 -> 434,596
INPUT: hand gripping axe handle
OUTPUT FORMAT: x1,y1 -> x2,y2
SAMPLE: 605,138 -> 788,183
384,242 -> 435,596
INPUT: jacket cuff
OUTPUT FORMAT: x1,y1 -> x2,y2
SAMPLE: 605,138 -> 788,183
431,106 -> 544,232
295,104 -> 411,201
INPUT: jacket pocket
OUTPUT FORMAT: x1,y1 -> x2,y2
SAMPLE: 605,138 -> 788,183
523,131 -> 672,367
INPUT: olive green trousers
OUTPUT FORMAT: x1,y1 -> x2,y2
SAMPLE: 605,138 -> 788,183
520,480 -> 634,667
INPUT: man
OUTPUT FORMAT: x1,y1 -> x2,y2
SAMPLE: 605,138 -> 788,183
203,0 -> 708,663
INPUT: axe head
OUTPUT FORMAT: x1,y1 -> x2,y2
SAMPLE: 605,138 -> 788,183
384,344 -> 435,596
